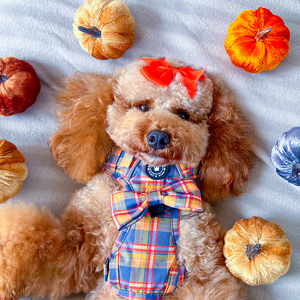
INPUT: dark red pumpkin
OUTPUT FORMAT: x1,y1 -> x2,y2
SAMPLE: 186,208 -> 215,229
0,57 -> 41,116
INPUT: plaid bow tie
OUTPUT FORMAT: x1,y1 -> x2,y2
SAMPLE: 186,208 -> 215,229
111,179 -> 202,231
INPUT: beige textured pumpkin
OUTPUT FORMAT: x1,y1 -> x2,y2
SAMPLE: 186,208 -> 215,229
223,216 -> 292,286
73,0 -> 135,60
0,140 -> 28,203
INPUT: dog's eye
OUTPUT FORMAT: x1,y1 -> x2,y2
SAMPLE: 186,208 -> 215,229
178,111 -> 190,120
138,104 -> 149,112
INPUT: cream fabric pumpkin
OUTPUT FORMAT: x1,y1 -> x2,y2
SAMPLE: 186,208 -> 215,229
73,0 -> 135,60
223,216 -> 292,286
0,140 -> 28,203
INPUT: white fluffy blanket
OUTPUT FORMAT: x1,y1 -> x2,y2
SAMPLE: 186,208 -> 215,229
0,0 -> 299,299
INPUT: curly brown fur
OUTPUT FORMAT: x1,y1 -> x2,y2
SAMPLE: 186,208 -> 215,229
198,75 -> 254,202
0,203 -> 63,299
0,58 -> 254,299
49,72 -> 117,184
0,175 -> 120,300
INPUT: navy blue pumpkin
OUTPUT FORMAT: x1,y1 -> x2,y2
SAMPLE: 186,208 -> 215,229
271,127 -> 300,185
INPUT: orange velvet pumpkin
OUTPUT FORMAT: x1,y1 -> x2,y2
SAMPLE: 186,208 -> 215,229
224,7 -> 290,73
73,0 -> 135,60
0,140 -> 28,203
223,216 -> 292,286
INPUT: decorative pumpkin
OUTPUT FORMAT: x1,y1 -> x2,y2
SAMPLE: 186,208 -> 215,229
73,0 -> 135,60
224,7 -> 290,73
223,216 -> 292,286
271,127 -> 300,185
0,140 -> 28,203
0,57 -> 41,116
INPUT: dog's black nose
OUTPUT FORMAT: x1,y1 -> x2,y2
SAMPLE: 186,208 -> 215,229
147,130 -> 170,150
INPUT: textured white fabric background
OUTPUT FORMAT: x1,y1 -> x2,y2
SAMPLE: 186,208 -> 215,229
0,0 -> 299,299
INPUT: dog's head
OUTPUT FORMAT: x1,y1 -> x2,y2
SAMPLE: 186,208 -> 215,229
50,58 -> 254,201
107,59 -> 213,167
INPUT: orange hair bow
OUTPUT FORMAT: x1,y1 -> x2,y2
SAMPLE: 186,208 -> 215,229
138,57 -> 206,98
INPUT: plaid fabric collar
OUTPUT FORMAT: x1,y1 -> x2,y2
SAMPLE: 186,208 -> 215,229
104,148 -> 200,183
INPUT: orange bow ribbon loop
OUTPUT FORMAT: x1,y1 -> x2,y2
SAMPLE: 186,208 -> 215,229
138,57 -> 206,98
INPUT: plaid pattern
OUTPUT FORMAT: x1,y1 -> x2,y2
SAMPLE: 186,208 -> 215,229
111,179 -> 202,231
103,149 -> 202,300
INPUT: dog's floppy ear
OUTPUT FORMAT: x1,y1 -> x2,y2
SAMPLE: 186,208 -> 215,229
198,75 -> 254,202
49,72 -> 117,184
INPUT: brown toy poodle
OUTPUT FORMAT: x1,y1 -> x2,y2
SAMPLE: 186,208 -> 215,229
0,58 -> 254,300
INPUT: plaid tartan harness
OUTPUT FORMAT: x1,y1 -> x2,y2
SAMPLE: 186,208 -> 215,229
103,149 -> 202,300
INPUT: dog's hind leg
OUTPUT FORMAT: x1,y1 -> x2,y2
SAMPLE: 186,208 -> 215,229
0,173 -> 119,300
0,202 -> 67,299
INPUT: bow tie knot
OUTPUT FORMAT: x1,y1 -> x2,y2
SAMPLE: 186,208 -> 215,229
111,179 -> 202,230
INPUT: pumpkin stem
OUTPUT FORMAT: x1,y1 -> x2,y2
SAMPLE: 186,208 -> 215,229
292,163 -> 300,178
246,243 -> 261,259
0,75 -> 7,83
78,26 -> 101,39
254,27 -> 272,42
